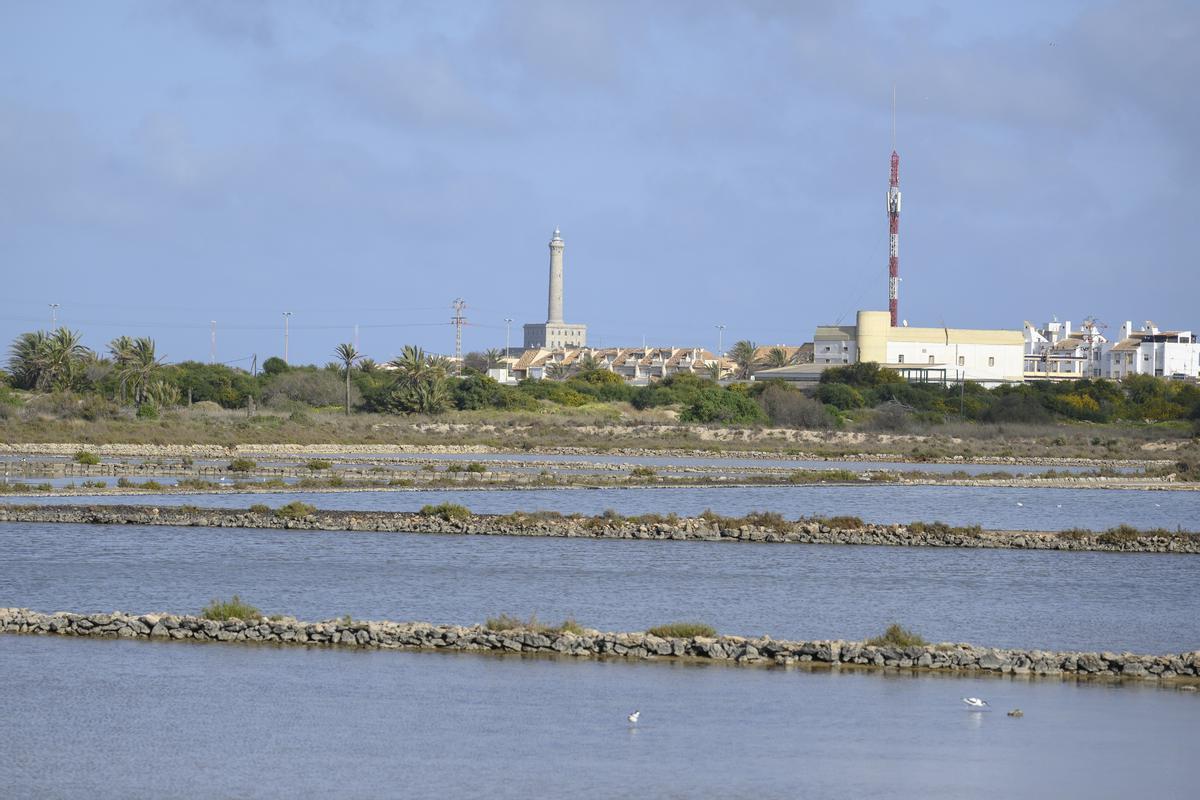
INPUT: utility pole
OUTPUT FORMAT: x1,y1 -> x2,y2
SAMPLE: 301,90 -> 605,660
282,311 -> 293,365
504,318 -> 513,357
210,321 -> 217,364
354,323 -> 359,351
49,303 -> 60,327
716,324 -> 726,356
451,298 -> 467,375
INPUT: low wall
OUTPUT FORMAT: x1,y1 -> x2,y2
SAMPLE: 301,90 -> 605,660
3,608 -> 1197,684
2,504 -> 1197,553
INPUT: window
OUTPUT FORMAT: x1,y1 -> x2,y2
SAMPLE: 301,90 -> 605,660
823,346 -> 830,352
897,354 -> 904,363
928,355 -> 935,364
958,356 -> 965,366
988,356 -> 995,367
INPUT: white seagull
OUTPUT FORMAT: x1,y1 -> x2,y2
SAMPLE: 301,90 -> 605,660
962,697 -> 989,709
1016,502 -> 1024,507
627,710 -> 640,724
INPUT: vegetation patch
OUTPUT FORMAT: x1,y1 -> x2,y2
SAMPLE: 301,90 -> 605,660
630,466 -> 657,478
274,501 -> 316,519
201,595 -> 262,621
646,622 -> 716,638
248,504 -> 270,513
305,459 -> 332,470
73,450 -> 100,465
227,458 -> 257,472
419,502 -> 471,522
866,623 -> 928,648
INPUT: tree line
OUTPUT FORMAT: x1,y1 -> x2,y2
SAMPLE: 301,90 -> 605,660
3,328 -> 1199,429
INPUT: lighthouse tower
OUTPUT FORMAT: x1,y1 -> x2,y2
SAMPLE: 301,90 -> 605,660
524,227 -> 588,350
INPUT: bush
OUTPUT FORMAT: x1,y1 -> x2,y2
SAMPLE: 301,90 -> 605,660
815,383 -> 865,410
201,595 -> 262,621
866,623 -> 927,648
248,504 -> 270,513
74,450 -> 100,465
822,515 -> 864,529
646,622 -> 717,638
227,458 -> 257,472
680,388 -> 766,425
262,369 -> 353,409
420,502 -> 471,522
630,466 -> 656,478
136,403 -> 159,420
306,459 -> 332,471
757,384 -> 832,428
274,501 -> 316,519
465,462 -> 487,474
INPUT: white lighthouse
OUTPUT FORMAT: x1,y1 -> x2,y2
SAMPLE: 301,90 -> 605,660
524,227 -> 588,350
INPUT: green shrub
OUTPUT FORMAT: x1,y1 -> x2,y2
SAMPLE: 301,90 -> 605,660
116,477 -> 133,488
306,459 -> 332,471
201,595 -> 262,621
248,504 -> 270,513
465,462 -> 487,474
485,613 -> 537,632
73,450 -> 100,465
866,623 -> 927,648
274,501 -> 316,519
420,502 -> 471,522
823,515 -> 865,529
136,403 -> 159,420
141,480 -> 163,491
646,622 -> 717,638
556,617 -> 585,635
630,466 -> 656,478
227,458 -> 257,472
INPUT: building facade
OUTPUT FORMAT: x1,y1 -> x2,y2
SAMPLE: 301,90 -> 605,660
1105,321 -> 1198,380
1023,319 -> 1107,380
810,310 -> 1024,385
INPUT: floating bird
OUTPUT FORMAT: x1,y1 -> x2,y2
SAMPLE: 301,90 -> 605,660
962,697 -> 989,709
1056,504 -> 1062,508
1016,502 -> 1024,507
627,710 -> 640,724
1007,709 -> 1024,717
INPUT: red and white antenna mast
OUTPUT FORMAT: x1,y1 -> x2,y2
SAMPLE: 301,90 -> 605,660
887,87 -> 901,327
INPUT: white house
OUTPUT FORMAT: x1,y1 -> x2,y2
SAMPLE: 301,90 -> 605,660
1023,319 -> 1107,380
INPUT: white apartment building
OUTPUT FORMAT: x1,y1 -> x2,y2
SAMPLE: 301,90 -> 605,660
1105,322 -> 1199,380
1024,319 -> 1107,380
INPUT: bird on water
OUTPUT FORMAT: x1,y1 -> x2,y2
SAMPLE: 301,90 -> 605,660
961,697 -> 989,709
627,710 -> 640,724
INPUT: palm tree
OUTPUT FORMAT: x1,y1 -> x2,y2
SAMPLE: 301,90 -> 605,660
545,361 -> 571,380
334,342 -> 361,416
705,361 -> 724,382
387,345 -> 450,414
41,328 -> 91,391
358,358 -> 377,374
729,340 -> 759,380
117,337 -> 163,405
765,347 -> 791,369
7,330 -> 50,389
483,348 -> 504,370
575,352 -> 601,374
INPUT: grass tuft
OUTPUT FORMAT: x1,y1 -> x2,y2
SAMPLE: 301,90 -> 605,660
420,502 -> 471,522
201,595 -> 262,621
646,622 -> 717,638
866,623 -> 928,648
274,501 -> 316,519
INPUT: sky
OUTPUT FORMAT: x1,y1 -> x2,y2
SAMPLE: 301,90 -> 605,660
2,0 -> 1198,367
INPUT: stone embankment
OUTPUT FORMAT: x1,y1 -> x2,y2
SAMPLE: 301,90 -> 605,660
3,504 -> 1197,554
3,608 -> 1196,684
0,440 -> 1170,468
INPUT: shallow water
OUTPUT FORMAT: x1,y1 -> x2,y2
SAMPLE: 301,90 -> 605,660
4,521 -> 1197,652
5,483 -> 1196,531
1,636 -> 1195,799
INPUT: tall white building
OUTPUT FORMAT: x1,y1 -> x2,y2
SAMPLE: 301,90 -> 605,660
524,228 -> 587,350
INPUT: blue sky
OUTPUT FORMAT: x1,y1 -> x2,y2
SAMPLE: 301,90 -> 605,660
2,1 -> 1197,366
